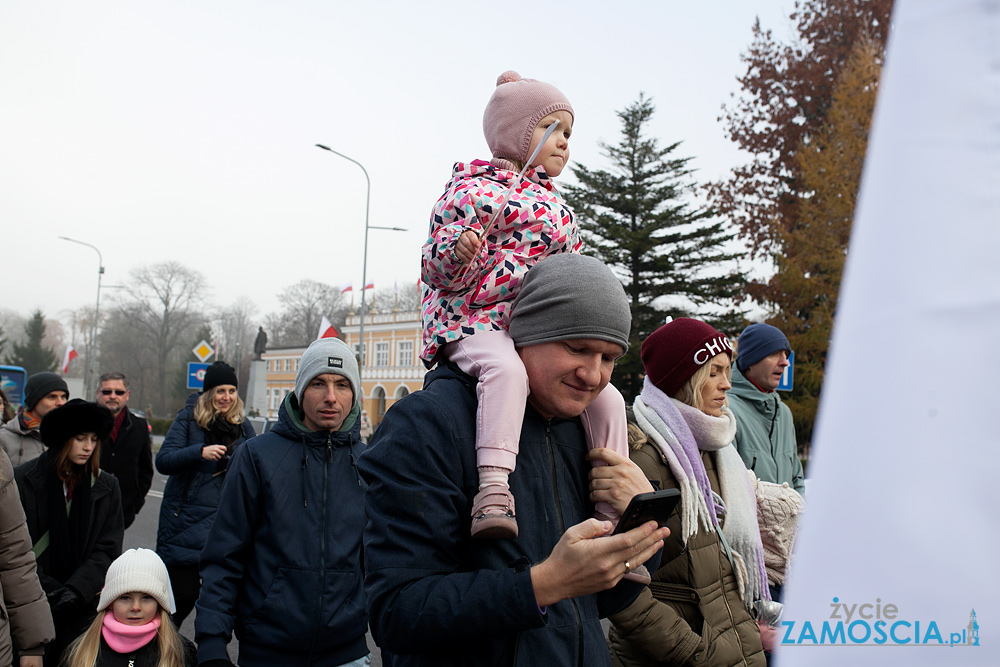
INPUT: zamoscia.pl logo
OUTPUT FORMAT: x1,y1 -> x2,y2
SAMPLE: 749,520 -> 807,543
781,598 -> 980,647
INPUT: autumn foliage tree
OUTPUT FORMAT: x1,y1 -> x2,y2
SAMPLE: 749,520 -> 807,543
767,35 -> 882,444
712,0 -> 893,446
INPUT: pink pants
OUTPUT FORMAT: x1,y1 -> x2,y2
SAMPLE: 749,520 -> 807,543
444,330 -> 629,520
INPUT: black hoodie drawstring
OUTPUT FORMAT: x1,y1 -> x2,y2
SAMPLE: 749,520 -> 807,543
302,444 -> 309,507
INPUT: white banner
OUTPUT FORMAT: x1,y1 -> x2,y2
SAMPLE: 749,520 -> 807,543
780,1 -> 998,664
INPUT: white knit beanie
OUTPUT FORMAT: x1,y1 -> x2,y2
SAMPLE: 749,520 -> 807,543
97,548 -> 176,613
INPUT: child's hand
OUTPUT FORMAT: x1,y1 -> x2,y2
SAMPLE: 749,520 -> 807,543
454,230 -> 482,265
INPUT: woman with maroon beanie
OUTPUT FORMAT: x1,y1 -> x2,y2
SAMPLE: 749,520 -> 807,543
607,318 -> 772,667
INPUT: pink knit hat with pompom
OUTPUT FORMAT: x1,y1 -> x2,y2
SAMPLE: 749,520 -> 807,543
482,71 -> 574,163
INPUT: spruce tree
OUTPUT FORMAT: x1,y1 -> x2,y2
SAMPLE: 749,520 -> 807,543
564,94 -> 744,400
10,310 -> 59,375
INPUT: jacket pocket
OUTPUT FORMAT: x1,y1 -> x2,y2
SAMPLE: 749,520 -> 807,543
242,567 -> 325,645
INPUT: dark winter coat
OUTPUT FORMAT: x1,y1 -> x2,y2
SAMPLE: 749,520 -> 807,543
154,394 -> 255,567
196,392 -> 368,667
14,454 -> 124,602
91,633 -> 197,666
14,452 -> 124,667
100,409 -> 153,528
0,450 -> 54,664
358,363 -> 652,667
608,445 -> 764,667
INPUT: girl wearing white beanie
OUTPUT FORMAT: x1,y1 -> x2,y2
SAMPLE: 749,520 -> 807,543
63,549 -> 195,667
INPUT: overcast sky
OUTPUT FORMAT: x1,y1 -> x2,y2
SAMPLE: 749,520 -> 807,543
1,1 -> 795,335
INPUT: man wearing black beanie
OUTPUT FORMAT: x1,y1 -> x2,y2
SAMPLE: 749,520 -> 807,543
0,371 -> 69,466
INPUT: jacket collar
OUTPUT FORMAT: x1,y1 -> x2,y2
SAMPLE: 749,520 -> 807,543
731,367 -> 781,405
271,392 -> 360,446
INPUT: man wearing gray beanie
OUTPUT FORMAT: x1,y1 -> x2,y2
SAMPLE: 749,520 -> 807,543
197,337 -> 370,667
359,254 -> 668,667
729,323 -> 804,495
1,371 -> 69,466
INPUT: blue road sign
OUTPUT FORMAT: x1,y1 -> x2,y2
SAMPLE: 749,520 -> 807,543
777,351 -> 794,392
187,362 -> 210,390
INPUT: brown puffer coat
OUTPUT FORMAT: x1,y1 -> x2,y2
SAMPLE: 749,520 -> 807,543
0,450 -> 55,664
608,443 -> 765,667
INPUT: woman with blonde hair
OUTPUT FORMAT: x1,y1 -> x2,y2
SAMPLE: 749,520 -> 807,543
63,548 -> 195,667
14,399 -> 123,667
155,362 -> 254,626
604,318 -> 771,667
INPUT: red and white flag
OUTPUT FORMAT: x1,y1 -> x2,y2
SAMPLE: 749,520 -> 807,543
61,345 -> 78,374
363,280 -> 375,291
317,315 -> 338,340
340,282 -> 353,294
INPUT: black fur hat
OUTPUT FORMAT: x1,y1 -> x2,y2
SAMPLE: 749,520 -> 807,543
40,399 -> 114,451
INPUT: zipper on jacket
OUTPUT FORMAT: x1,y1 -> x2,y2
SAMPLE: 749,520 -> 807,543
716,531 -> 750,665
309,435 -> 333,659
543,421 -> 585,667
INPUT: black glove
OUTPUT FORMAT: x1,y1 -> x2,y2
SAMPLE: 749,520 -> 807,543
47,586 -> 83,613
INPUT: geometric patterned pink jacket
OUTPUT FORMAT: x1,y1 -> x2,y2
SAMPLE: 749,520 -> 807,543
420,159 -> 582,366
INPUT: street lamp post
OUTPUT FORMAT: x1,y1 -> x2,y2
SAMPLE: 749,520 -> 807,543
59,236 -> 104,398
314,144 -> 406,378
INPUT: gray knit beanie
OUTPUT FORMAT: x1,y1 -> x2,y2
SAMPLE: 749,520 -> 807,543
294,338 -> 361,409
509,254 -> 631,351
97,548 -> 175,613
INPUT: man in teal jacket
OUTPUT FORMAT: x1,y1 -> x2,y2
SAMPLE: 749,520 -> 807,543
729,323 -> 805,495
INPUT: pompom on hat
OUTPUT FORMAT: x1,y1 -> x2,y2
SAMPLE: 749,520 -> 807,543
97,548 -> 176,613
483,70 -> 574,163
641,318 -> 733,398
40,399 -> 113,451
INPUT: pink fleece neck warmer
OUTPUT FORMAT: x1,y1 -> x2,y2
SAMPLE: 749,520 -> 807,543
102,613 -> 160,653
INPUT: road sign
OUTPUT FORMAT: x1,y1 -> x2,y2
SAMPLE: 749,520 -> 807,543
192,340 -> 214,363
777,351 -> 794,392
187,362 -> 210,390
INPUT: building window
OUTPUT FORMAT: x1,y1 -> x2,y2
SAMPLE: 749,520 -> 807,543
374,342 -> 389,367
354,343 -> 366,365
284,359 -> 292,372
270,388 -> 281,410
397,340 -> 413,367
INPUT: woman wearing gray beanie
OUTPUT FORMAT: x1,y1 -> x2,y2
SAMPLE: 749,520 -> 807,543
154,362 -> 255,627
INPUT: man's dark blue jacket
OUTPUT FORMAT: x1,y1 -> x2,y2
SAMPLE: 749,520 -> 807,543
359,363 -> 651,667
195,393 -> 369,667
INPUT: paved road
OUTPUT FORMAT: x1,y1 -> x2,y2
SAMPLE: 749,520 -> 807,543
131,436 -> 385,665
